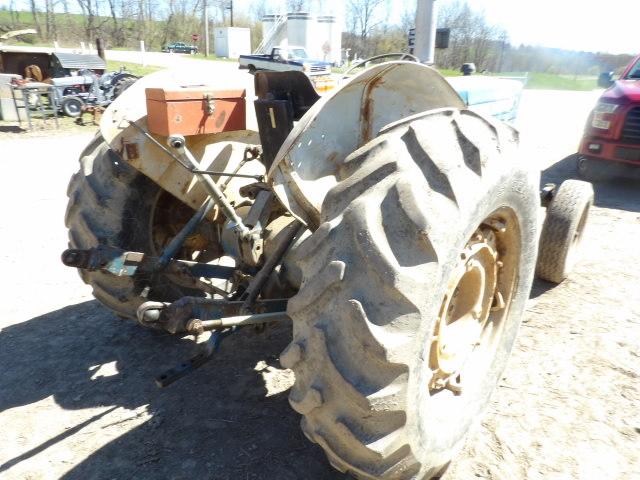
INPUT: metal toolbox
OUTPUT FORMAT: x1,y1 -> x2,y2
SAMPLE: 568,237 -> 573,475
145,87 -> 246,136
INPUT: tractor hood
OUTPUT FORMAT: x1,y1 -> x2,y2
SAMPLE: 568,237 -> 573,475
601,79 -> 640,104
268,61 -> 465,228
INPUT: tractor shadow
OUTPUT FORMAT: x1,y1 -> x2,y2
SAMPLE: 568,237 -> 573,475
0,125 -> 27,133
0,301 -> 343,480
541,154 -> 640,213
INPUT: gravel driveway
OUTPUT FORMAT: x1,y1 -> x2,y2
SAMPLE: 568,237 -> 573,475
0,90 -> 638,480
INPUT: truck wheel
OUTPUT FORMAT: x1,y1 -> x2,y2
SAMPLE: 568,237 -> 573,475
248,65 -> 256,74
61,96 -> 84,117
65,136 -> 205,319
282,109 -> 539,479
536,180 -> 593,284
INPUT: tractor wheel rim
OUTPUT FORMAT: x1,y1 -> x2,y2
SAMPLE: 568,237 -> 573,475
428,210 -> 520,396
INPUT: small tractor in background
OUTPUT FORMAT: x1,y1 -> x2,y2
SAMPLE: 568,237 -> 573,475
50,67 -> 138,117
0,47 -> 138,117
61,55 -> 593,479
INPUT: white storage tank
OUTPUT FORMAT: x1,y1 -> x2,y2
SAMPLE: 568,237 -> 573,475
316,15 -> 341,64
287,12 -> 316,52
214,27 -> 251,59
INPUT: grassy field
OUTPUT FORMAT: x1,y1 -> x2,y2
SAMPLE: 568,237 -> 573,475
106,60 -> 162,76
443,70 -> 596,90
519,72 -> 596,91
333,65 -> 596,91
437,68 -> 463,77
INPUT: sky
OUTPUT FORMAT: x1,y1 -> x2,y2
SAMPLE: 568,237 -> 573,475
1,0 -> 636,55
452,0 -> 636,55
250,0 -> 637,55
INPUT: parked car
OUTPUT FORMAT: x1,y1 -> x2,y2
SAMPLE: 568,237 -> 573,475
239,46 -> 332,76
162,42 -> 198,54
577,54 -> 640,179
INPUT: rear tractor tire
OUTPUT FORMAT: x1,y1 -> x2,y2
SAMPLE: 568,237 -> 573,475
282,109 -> 540,479
536,180 -> 593,284
65,136 -> 205,319
112,75 -> 138,98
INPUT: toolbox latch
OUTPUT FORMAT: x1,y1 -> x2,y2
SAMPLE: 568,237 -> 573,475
204,94 -> 216,116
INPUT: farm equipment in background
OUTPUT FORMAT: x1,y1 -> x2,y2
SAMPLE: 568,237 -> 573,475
49,68 -> 138,117
1,48 -> 139,118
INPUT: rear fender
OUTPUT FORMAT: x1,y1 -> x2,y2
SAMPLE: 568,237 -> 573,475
268,61 -> 465,228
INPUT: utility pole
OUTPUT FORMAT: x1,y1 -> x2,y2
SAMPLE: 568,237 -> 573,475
414,0 -> 438,64
203,0 -> 209,57
229,1 -> 234,27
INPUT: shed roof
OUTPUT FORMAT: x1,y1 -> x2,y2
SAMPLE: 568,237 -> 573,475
53,52 -> 106,70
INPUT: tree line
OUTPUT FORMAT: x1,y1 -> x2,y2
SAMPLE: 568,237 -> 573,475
0,0 -> 633,74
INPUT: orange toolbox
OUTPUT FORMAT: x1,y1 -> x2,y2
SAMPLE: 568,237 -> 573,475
145,87 -> 246,136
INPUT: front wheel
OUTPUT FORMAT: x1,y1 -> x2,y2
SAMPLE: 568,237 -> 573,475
60,96 -> 83,117
282,109 -> 540,479
536,180 -> 593,283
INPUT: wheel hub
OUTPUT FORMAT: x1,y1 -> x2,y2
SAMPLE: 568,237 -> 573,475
429,223 -> 508,395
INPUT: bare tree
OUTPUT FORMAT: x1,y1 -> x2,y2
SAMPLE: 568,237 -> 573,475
344,0 -> 389,57
28,0 -> 42,37
106,0 -> 125,46
248,0 -> 267,22
287,0 -> 309,12
348,0 -> 388,40
44,0 -> 60,40
435,0 -> 507,71
76,0 -> 97,41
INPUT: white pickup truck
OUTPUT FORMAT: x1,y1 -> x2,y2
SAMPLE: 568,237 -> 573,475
239,46 -> 332,76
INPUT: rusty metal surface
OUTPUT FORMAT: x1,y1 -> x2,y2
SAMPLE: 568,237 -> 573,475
268,61 -> 466,227
145,87 -> 246,137
117,127 -> 262,220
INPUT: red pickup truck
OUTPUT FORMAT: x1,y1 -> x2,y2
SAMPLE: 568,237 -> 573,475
577,54 -> 640,179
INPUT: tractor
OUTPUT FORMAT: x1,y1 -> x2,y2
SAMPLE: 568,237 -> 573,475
61,58 -> 593,479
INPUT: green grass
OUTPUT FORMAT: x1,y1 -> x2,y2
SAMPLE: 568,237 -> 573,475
437,68 -> 462,77
106,60 -> 162,76
493,72 -> 596,91
522,72 -> 596,91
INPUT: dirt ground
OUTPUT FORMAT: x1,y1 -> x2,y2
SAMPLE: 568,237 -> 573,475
1,90 -> 639,480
